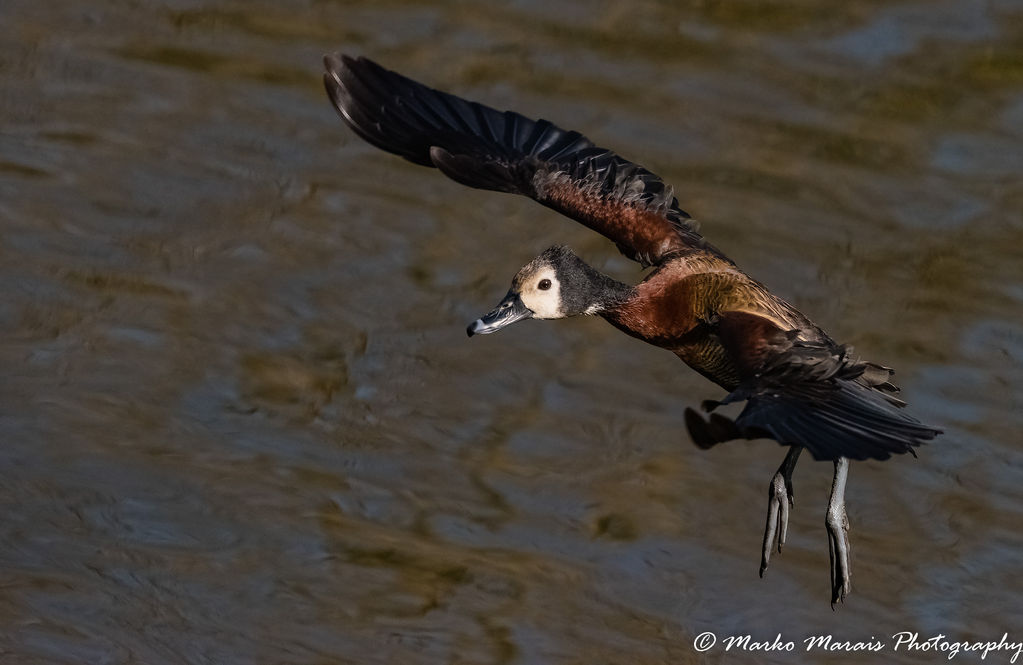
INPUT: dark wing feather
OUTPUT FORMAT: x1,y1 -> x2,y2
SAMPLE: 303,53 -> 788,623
324,54 -> 720,266
686,336 -> 941,461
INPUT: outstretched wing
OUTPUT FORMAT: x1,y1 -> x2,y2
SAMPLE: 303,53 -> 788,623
685,320 -> 941,461
323,54 -> 723,267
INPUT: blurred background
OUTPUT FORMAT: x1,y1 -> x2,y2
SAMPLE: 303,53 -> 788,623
2,0 -> 1021,663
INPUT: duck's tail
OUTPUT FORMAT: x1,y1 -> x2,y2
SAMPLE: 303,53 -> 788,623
685,343 -> 941,461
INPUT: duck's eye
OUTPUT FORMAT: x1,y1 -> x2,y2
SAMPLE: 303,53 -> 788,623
538,278 -> 552,290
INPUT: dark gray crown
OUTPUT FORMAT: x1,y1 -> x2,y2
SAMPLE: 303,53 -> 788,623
535,245 -> 635,315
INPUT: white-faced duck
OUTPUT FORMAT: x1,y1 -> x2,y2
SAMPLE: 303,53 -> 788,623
323,54 -> 941,605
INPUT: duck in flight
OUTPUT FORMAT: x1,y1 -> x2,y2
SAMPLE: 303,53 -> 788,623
323,54 -> 941,604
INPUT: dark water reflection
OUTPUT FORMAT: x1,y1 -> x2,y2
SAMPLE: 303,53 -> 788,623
2,0 -> 1022,663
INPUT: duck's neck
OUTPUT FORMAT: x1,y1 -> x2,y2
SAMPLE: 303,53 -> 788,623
573,267 -> 636,316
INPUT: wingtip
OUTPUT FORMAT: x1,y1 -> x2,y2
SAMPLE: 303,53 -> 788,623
322,53 -> 347,104
323,53 -> 349,82
323,52 -> 369,83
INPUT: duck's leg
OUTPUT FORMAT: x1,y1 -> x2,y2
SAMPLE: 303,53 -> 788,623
826,456 -> 851,605
760,445 -> 803,577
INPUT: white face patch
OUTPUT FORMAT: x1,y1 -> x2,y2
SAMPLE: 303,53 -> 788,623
516,266 -> 563,319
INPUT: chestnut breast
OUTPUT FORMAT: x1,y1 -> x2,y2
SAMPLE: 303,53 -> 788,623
603,253 -> 824,390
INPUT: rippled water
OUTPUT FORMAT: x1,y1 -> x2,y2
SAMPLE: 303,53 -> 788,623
2,1 -> 1022,663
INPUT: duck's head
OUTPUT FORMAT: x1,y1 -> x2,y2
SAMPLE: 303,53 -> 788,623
467,245 -> 630,337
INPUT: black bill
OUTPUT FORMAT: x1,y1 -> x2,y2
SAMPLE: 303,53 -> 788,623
466,291 -> 533,337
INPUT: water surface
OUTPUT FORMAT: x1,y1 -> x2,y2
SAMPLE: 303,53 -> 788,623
2,1 -> 1022,663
